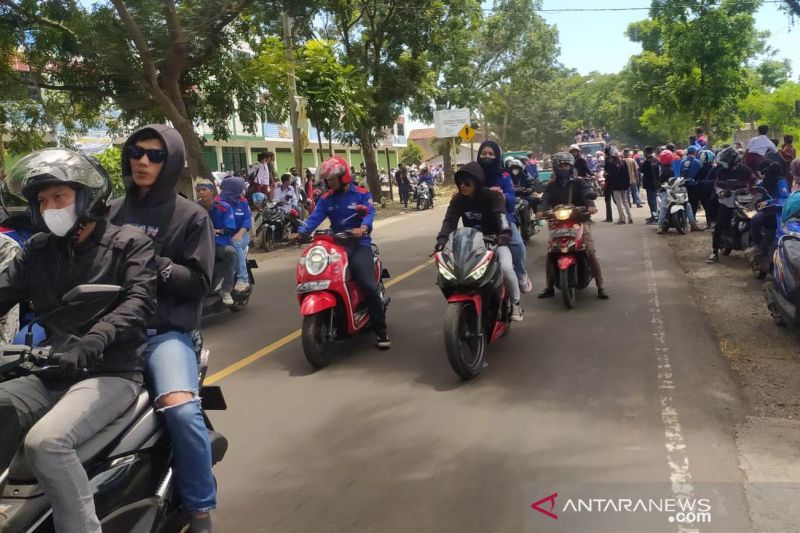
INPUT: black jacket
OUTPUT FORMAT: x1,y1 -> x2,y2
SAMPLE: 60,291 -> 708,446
109,124 -> 215,333
574,155 -> 592,178
0,220 -> 156,382
541,178 -> 597,211
604,157 -> 630,191
641,158 -> 660,190
438,162 -> 510,239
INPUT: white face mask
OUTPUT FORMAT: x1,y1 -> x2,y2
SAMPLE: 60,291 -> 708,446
512,169 -> 520,176
42,204 -> 78,237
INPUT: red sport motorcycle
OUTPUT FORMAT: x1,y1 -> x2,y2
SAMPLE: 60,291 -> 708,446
543,204 -> 594,309
296,224 -> 390,369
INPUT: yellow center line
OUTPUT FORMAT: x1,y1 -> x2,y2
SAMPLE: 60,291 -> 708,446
204,258 -> 434,385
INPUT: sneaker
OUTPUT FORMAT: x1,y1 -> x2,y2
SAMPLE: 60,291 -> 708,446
597,288 -> 610,299
646,218 -> 658,225
510,300 -> 524,321
690,224 -> 703,232
234,280 -> 249,293
706,252 -> 719,263
627,218 -> 634,224
656,227 -> 664,235
616,220 -> 626,225
537,287 -> 555,298
603,219 -> 614,223
220,291 -> 234,305
376,331 -> 391,350
520,277 -> 533,294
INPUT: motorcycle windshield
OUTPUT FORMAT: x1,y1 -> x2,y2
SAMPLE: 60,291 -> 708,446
447,227 -> 487,280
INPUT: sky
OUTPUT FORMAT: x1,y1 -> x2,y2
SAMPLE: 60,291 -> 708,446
408,0 -> 799,132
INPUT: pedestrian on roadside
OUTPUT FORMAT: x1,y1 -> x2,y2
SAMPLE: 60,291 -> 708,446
605,147 -> 632,224
395,163 -> 411,208
641,147 -> 660,223
602,146 -> 614,222
622,149 -> 643,208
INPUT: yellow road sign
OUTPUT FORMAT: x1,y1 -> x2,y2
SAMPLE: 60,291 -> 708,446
458,124 -> 476,143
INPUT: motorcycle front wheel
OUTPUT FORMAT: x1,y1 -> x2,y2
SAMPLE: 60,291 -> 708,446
560,268 -> 576,309
674,211 -> 687,234
443,301 -> 486,380
261,227 -> 274,252
302,311 -> 334,369
520,209 -> 532,241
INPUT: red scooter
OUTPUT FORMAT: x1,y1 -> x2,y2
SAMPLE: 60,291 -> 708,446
296,227 -> 390,369
543,205 -> 593,309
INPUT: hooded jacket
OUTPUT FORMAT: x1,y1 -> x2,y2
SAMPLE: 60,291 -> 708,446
437,162 -> 510,240
220,176 -> 252,232
109,124 -> 214,333
477,140 -> 517,223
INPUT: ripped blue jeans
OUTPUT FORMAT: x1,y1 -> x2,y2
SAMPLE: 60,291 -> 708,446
144,331 -> 216,513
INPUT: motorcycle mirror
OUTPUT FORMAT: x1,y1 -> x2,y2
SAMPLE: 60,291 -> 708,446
62,284 -> 122,307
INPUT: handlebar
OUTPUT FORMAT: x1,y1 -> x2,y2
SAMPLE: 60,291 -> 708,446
0,345 -> 68,378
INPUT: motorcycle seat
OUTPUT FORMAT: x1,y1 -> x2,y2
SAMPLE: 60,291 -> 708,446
7,390 -> 151,483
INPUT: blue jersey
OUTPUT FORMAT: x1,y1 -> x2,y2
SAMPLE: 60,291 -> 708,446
484,170 -> 517,223
680,157 -> 702,181
228,198 -> 252,232
203,200 -> 236,247
526,163 -> 539,178
298,184 -> 376,246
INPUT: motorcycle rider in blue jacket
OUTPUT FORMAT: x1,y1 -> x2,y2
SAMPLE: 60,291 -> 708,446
295,156 -> 390,349
746,158 -> 790,259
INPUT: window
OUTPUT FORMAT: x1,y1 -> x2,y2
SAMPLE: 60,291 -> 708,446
396,122 -> 405,137
221,146 -> 247,172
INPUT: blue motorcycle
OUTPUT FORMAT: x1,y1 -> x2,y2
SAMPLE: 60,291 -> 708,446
764,218 -> 800,327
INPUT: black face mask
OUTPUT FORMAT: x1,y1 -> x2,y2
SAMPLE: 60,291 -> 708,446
555,167 -> 572,179
479,157 -> 495,169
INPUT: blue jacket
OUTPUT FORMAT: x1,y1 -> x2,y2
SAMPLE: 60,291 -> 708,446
298,184 -> 376,246
680,157 -> 702,181
228,198 -> 252,232
203,200 -> 236,247
418,172 -> 433,186
525,163 -> 539,178
768,178 -> 790,201
671,157 -> 684,178
477,140 -> 517,223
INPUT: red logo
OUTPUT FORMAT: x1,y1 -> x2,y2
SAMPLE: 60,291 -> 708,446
531,492 -> 558,520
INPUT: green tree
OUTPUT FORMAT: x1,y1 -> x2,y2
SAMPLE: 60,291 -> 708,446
95,146 -> 126,198
399,140 -> 425,166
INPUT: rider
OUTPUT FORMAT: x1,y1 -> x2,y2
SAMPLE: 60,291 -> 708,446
655,150 -> 702,234
745,158 -> 790,258
418,165 -> 435,204
196,180 -> 237,306
295,156 -> 391,349
525,152 -> 539,179
435,162 -> 523,321
0,148 -> 157,533
219,176 -> 252,293
477,140 -> 532,293
109,125 -> 217,532
569,144 -> 593,178
537,152 -> 609,300
508,158 -> 543,218
274,173 -> 302,232
707,146 -> 758,263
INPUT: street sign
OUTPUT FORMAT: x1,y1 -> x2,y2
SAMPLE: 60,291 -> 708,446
458,124 -> 476,143
434,108 -> 470,138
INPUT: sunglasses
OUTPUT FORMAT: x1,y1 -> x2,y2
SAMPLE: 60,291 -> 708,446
127,145 -> 168,163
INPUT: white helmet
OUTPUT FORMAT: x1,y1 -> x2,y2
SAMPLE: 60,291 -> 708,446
508,158 -> 524,170
503,156 -> 514,168
569,144 -> 580,152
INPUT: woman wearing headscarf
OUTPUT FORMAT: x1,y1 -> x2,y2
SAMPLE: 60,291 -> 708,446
220,176 -> 253,292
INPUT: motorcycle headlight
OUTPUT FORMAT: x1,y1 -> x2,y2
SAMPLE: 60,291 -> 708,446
468,263 -> 488,280
555,208 -> 572,221
745,209 -> 757,219
304,246 -> 329,275
437,262 -> 456,281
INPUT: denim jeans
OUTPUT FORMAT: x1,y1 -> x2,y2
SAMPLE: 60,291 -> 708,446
145,331 -> 216,513
629,184 -> 642,206
657,191 -> 697,226
646,188 -> 659,218
509,224 -> 528,286
231,231 -> 250,284
0,375 -> 139,533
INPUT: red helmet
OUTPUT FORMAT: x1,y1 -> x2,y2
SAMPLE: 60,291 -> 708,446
675,149 -> 684,158
318,156 -> 351,185
658,150 -> 674,165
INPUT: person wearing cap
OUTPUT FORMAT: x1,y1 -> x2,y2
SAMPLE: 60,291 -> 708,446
569,144 -> 593,178
0,148 -> 157,533
196,180 -> 237,306
294,156 -> 390,349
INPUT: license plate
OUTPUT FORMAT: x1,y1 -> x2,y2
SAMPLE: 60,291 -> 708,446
296,280 -> 331,292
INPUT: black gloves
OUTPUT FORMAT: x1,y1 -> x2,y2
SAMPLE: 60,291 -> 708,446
497,233 -> 511,247
55,333 -> 105,378
434,237 -> 447,252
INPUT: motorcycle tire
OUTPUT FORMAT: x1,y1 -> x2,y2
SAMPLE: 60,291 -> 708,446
560,268 -> 575,309
417,198 -> 423,211
675,211 -> 687,234
443,301 -> 486,380
261,228 -> 274,252
520,210 -> 532,242
302,312 -> 334,369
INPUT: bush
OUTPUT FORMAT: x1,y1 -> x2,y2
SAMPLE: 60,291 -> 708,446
95,147 -> 126,198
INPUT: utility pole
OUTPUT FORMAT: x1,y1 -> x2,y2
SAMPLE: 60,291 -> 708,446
282,12 -> 304,173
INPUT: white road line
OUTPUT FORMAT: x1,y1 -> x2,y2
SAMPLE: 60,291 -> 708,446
642,231 -> 699,533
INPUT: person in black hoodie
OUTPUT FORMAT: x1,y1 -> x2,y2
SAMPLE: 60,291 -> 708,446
109,125 -> 217,532
0,148 -> 156,533
641,147 -> 660,223
435,162 -> 523,320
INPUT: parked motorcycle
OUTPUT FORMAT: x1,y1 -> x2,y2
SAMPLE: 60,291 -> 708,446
296,228 -> 390,369
203,253 -> 258,314
259,200 -> 301,252
0,284 -> 228,533
434,227 -> 511,380
659,177 -> 691,234
745,187 -> 782,279
514,188 -> 541,242
416,182 -> 432,211
542,204 -> 594,309
764,219 -> 800,327
717,187 -> 762,255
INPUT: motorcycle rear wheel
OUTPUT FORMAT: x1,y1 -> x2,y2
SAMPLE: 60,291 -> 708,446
674,211 -> 687,234
417,198 -> 423,211
302,312 -> 334,369
261,227 -> 274,252
443,301 -> 486,380
560,268 -> 575,309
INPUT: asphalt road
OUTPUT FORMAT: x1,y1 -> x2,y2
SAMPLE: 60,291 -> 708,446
201,204 -> 754,533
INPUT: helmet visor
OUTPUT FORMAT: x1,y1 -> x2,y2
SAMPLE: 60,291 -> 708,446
7,148 -> 106,202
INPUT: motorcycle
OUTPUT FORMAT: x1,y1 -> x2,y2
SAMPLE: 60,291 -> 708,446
543,204 -> 594,309
258,200 -> 301,252
717,187 -> 763,256
416,182 -> 432,211
203,252 -> 258,314
434,227 -> 511,380
595,170 -> 606,195
0,284 -> 228,533
745,188 -> 782,280
513,188 -> 541,242
659,177 -> 691,234
764,218 -> 800,327
296,225 -> 390,369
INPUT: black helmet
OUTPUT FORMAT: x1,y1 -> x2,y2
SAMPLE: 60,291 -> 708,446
716,146 -> 741,170
7,148 -> 111,232
757,158 -> 783,178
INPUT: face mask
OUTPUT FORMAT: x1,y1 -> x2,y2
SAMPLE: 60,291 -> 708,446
511,169 -> 520,176
42,204 -> 78,237
555,168 -> 572,179
479,157 -> 495,169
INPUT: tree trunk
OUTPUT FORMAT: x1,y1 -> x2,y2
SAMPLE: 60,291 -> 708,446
358,128 -> 382,200
327,132 -> 334,157
169,114 -> 210,196
501,107 -> 509,147
0,127 -> 5,181
703,117 -> 713,148
442,138 -> 453,185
